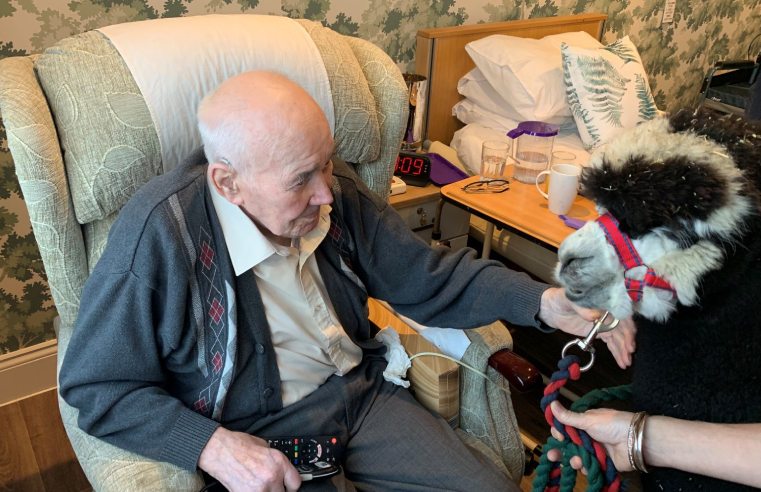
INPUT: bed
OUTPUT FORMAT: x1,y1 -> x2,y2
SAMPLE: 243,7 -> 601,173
414,13 -> 606,146
413,14 -> 608,281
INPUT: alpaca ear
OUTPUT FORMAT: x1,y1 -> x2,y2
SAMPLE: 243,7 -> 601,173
580,155 -> 728,238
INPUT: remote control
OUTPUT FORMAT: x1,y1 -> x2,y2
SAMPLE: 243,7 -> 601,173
295,461 -> 340,481
266,436 -> 341,466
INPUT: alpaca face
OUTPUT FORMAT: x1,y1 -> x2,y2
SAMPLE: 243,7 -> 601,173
555,221 -> 711,322
555,113 -> 757,323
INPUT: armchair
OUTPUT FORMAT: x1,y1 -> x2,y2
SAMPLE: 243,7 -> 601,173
0,14 -> 533,491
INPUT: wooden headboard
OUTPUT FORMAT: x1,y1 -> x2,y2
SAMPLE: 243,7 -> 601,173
414,13 -> 607,145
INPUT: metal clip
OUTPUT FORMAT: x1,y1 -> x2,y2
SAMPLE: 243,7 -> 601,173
561,311 -> 620,372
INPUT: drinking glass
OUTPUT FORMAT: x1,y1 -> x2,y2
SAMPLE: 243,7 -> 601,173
551,151 -> 577,166
480,140 -> 510,181
542,151 -> 577,192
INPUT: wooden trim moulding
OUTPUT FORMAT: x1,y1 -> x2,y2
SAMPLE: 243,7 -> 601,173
417,13 -> 608,39
0,340 -> 58,406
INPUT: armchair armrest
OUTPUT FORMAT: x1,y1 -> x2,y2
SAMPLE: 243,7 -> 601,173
713,60 -> 756,70
488,349 -> 540,392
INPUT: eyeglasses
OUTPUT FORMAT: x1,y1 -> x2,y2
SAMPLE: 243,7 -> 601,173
462,179 -> 510,194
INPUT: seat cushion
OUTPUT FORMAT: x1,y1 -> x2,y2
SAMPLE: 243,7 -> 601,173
0,54 -> 90,329
83,211 -> 119,274
343,36 -> 408,197
35,31 -> 162,225
296,19 -> 382,165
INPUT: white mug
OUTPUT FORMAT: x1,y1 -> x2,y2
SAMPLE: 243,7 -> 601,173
535,164 -> 581,215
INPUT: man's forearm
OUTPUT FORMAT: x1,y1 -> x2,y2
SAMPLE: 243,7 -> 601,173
59,270 -> 220,471
644,416 -> 761,487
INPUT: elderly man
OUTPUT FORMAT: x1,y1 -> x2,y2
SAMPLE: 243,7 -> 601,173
60,71 -> 634,492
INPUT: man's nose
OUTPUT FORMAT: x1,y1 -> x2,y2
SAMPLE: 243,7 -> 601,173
311,176 -> 334,206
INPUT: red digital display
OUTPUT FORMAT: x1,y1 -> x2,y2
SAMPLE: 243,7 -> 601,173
394,152 -> 430,187
395,156 -> 425,176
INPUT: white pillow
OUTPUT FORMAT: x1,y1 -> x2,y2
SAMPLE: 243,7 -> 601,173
457,68 -> 574,127
457,68 -> 524,121
464,31 -> 602,121
561,36 -> 658,150
450,124 -> 510,175
452,98 -> 519,133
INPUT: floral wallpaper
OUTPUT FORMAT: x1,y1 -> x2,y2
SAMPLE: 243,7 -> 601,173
1,0 -> 760,354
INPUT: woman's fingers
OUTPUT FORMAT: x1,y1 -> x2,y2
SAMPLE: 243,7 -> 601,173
551,401 -> 589,430
623,318 -> 637,353
547,447 -> 587,476
551,427 -> 565,441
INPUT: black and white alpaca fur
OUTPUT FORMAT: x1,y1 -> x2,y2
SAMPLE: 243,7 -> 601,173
556,109 -> 761,492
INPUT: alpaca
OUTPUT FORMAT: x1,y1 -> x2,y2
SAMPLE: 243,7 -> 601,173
555,109 -> 761,492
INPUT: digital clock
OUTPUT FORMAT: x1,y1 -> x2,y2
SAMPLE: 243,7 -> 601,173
394,152 -> 431,187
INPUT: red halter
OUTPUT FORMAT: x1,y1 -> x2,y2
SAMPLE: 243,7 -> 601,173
595,213 -> 677,302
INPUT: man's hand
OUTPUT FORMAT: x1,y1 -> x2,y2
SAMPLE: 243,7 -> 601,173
198,427 -> 301,492
538,287 -> 636,369
547,401 -> 633,473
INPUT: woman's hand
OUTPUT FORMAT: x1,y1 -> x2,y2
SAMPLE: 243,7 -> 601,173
548,402 -> 761,488
538,287 -> 637,369
547,401 -> 633,473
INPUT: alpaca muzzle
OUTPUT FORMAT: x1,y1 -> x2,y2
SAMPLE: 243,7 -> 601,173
596,213 -> 678,301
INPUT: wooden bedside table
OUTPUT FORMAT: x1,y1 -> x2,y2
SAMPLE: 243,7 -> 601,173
389,182 -> 441,209
438,167 -> 597,258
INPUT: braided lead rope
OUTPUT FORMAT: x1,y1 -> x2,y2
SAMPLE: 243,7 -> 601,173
532,437 -> 604,492
531,385 -> 634,492
570,386 -> 633,414
531,355 -> 624,492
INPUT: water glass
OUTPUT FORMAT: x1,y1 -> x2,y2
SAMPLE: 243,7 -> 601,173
480,140 -> 510,181
551,151 -> 577,166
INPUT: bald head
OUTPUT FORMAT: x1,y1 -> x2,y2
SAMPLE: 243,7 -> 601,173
200,71 -> 336,243
198,71 -> 333,173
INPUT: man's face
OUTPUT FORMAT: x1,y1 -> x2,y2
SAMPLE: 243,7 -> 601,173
236,129 -> 335,240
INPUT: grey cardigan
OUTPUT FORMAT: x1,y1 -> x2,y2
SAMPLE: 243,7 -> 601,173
59,149 -> 550,471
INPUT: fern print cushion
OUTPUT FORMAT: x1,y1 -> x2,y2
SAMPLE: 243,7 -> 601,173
561,36 -> 657,150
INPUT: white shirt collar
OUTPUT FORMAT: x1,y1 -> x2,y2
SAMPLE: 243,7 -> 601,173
207,174 -> 331,276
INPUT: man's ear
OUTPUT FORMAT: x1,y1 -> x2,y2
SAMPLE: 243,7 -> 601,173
208,162 -> 243,205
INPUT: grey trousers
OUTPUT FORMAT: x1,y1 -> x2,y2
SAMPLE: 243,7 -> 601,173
217,356 -> 518,492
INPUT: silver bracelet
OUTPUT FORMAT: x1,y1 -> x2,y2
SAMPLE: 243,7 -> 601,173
633,412 -> 650,473
627,412 -> 640,471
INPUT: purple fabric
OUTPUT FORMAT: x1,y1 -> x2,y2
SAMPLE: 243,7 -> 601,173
428,153 -> 469,186
559,215 -> 586,230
